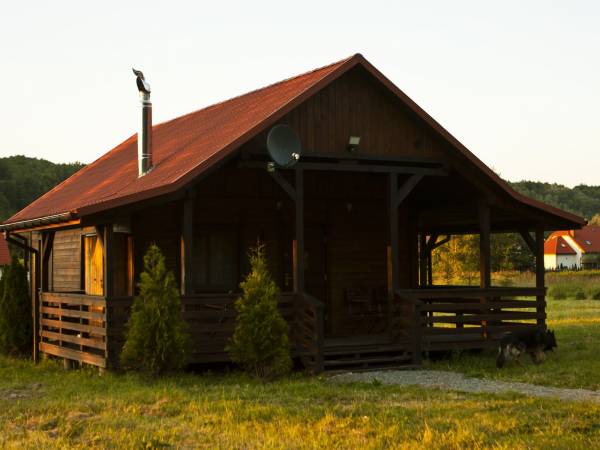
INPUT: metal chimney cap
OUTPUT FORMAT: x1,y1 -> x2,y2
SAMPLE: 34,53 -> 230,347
132,68 -> 151,94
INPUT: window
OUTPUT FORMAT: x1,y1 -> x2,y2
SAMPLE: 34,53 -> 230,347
192,227 -> 238,292
84,235 -> 103,295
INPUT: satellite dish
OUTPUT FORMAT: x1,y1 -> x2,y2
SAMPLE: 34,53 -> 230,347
266,124 -> 301,168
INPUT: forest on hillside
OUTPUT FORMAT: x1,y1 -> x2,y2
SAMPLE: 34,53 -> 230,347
0,156 -> 84,221
509,181 -> 600,220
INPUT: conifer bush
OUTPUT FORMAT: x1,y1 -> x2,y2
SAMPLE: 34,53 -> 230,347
120,244 -> 189,375
0,257 -> 31,356
228,243 -> 292,379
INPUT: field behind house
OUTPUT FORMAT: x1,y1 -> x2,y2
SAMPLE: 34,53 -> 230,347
3,290 -> 600,448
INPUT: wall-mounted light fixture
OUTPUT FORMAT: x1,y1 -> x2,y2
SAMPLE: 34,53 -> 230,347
348,135 -> 361,153
266,161 -> 276,173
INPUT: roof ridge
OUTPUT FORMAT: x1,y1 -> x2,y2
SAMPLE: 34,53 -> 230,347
154,54 -> 357,129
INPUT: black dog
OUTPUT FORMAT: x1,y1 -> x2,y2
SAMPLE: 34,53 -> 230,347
496,329 -> 557,368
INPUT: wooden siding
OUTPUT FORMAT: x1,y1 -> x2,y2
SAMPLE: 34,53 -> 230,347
51,229 -> 81,292
243,65 -> 449,161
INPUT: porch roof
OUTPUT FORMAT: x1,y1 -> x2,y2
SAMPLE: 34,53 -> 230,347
1,54 -> 585,231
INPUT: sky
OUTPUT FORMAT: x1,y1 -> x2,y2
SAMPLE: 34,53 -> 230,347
1,1 -> 598,187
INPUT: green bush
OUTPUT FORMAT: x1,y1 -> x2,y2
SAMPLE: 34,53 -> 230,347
227,243 -> 292,379
548,284 -> 569,300
0,257 -> 31,356
120,244 -> 189,375
589,287 -> 600,301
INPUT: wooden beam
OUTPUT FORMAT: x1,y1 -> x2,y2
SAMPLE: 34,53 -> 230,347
535,226 -> 546,329
103,224 -> 113,299
181,196 -> 194,296
293,169 -> 304,292
239,160 -> 447,176
269,170 -> 297,201
429,235 -> 450,251
394,174 -> 424,207
519,229 -> 536,254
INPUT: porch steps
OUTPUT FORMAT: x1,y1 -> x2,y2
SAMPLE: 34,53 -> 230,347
323,341 -> 415,371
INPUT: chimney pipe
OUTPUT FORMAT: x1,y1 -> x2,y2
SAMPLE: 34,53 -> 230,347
132,69 -> 153,177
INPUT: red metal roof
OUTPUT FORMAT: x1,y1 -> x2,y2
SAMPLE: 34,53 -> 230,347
0,237 -> 10,265
2,54 -> 586,229
544,235 -> 576,255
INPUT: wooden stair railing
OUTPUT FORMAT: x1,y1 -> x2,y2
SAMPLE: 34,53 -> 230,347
393,291 -> 423,366
293,292 -> 325,373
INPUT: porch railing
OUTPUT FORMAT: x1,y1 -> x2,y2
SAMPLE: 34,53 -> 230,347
101,291 -> 319,369
39,292 -> 108,368
293,292 -> 325,373
395,287 -> 546,352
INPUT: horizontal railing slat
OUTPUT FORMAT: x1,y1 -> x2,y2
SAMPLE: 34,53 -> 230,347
41,306 -> 105,321
41,318 -> 106,336
40,342 -> 106,368
41,330 -> 106,350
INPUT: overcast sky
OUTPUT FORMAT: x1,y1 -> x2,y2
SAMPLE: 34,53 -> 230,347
1,1 -> 598,187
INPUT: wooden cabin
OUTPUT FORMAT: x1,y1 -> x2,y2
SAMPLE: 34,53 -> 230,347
1,54 -> 585,372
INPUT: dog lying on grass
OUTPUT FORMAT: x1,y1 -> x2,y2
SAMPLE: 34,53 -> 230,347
496,329 -> 557,368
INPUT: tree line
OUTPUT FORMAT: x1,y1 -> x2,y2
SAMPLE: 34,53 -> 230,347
0,155 -> 84,221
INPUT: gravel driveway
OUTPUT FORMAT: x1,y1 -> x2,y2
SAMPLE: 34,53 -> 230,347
330,370 -> 600,403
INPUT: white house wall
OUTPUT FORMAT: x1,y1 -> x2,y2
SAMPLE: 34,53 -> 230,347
556,254 -> 579,269
544,254 -> 557,270
561,235 -> 584,267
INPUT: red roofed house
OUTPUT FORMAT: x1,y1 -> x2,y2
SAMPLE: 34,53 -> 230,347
0,54 -> 585,372
0,237 -> 10,277
545,226 -> 600,270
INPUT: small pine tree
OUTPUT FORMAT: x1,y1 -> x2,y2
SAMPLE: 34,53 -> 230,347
0,257 -> 31,356
120,244 -> 189,375
227,242 -> 292,379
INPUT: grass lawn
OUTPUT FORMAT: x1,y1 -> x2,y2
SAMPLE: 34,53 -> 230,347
2,298 -> 600,448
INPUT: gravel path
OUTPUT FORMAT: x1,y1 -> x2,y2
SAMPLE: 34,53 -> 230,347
330,370 -> 600,403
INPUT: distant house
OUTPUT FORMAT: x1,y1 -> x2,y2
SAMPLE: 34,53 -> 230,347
0,237 -> 10,277
544,226 -> 600,270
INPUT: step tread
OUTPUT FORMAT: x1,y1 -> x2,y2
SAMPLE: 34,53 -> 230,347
324,355 -> 413,367
324,345 -> 411,356
325,364 -> 421,374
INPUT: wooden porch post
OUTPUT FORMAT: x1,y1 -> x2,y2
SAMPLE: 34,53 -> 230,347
478,204 -> 492,289
479,204 -> 491,338
388,173 -> 400,296
293,168 -> 305,293
535,226 -> 546,329
181,195 -> 194,296
419,233 -> 427,287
